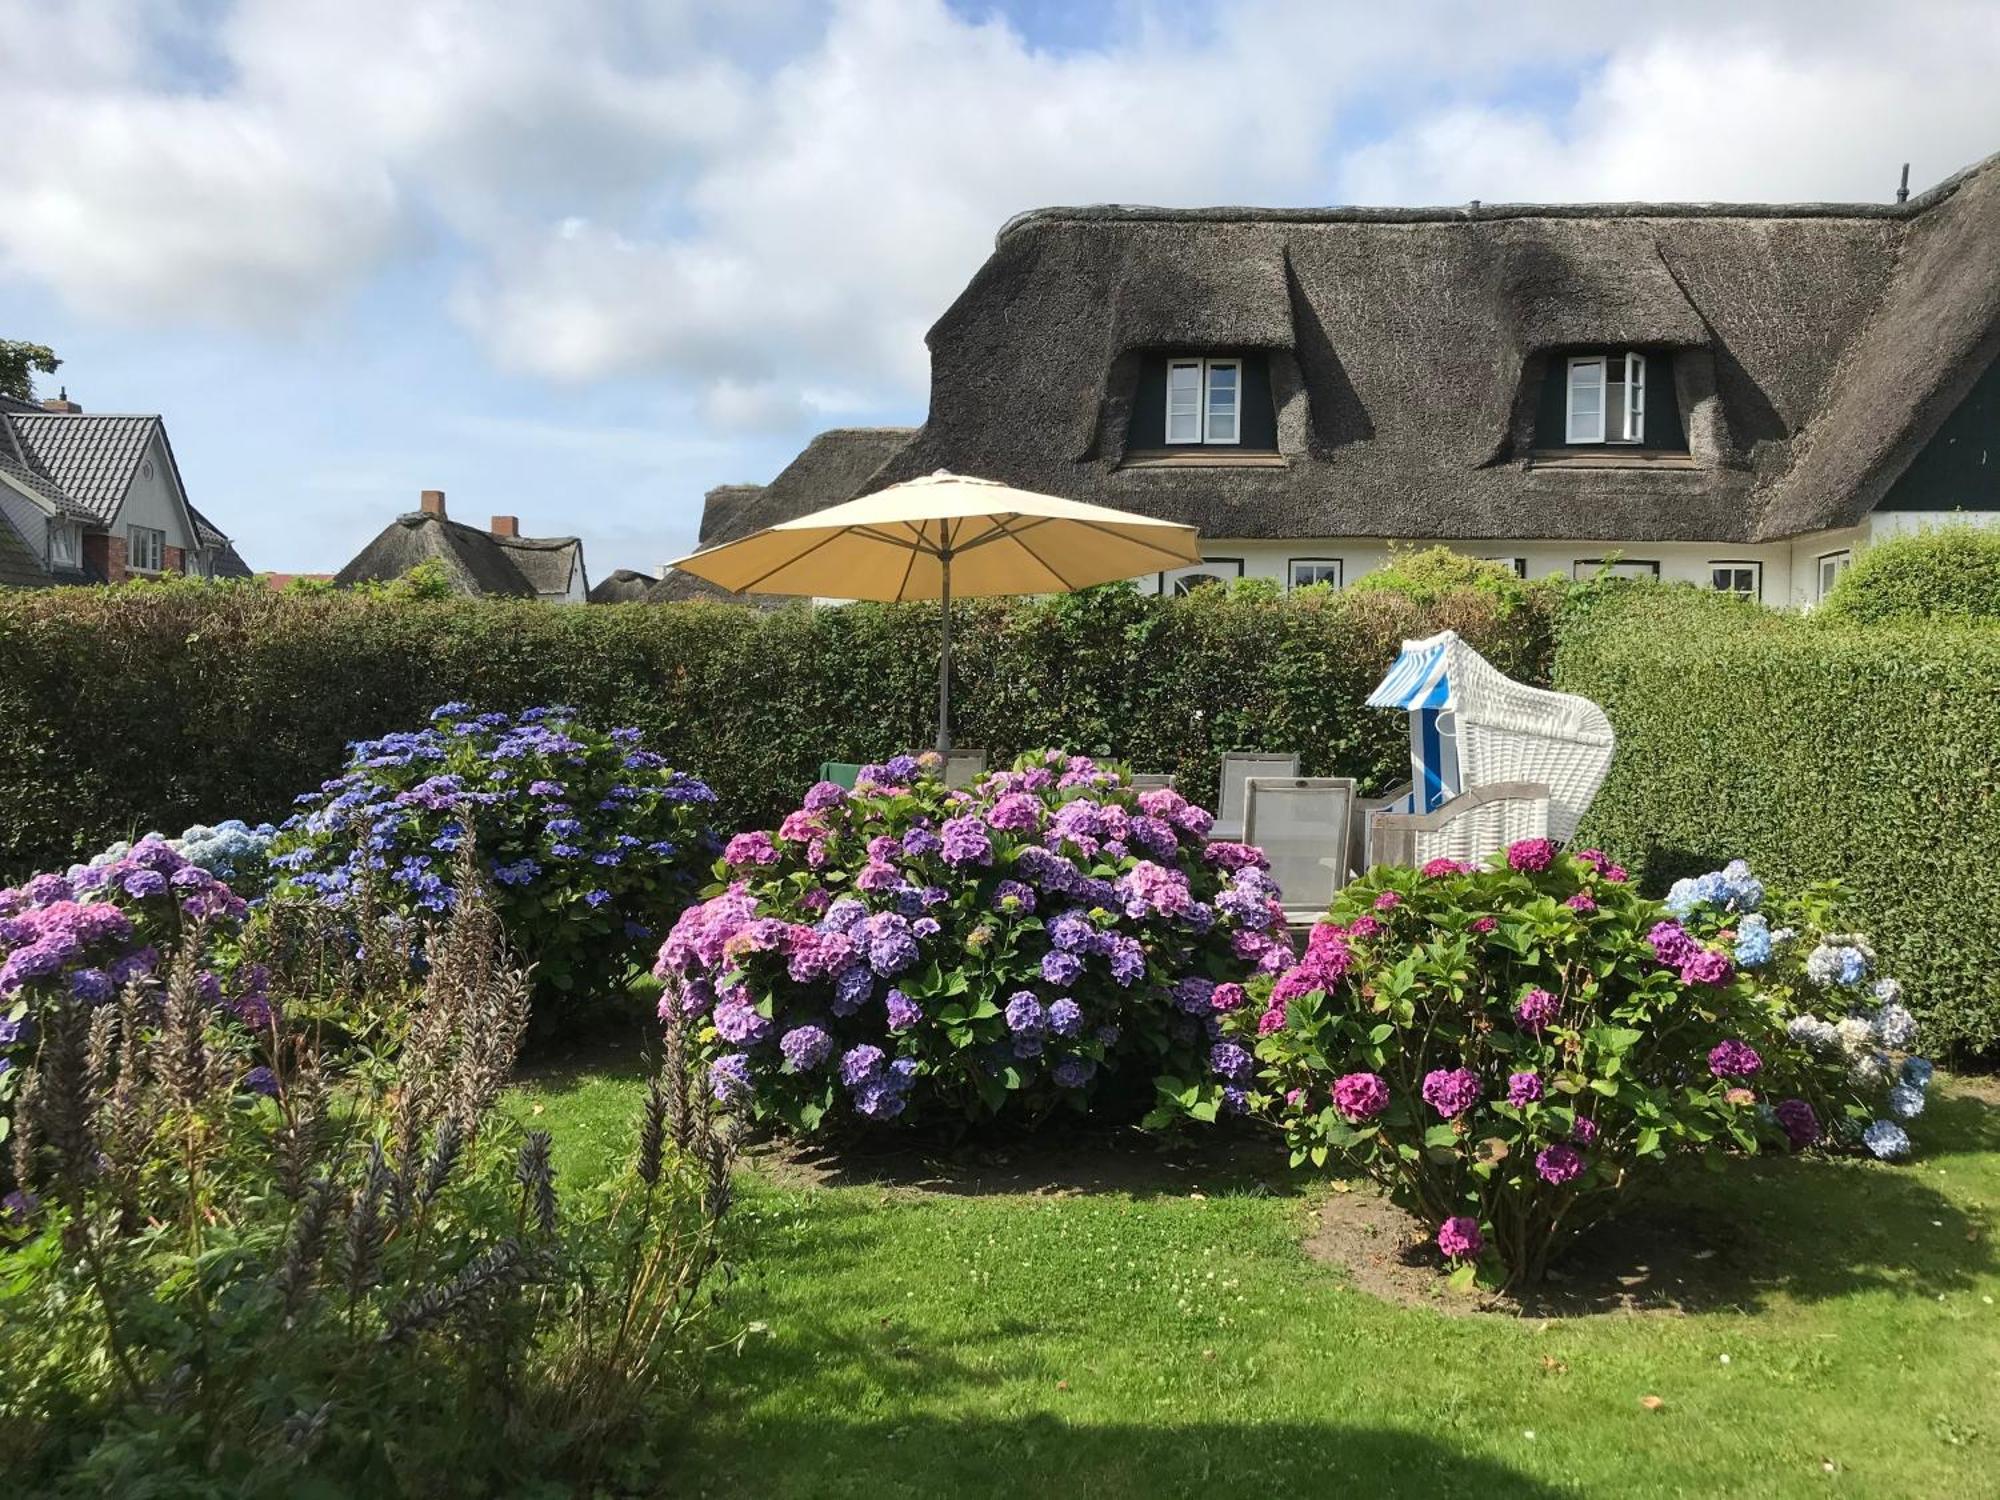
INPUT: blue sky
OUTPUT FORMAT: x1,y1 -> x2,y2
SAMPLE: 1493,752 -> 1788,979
1,0 -> 1996,577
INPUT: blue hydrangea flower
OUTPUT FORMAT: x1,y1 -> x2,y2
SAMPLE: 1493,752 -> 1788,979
1901,1056 -> 1935,1090
1886,1083 -> 1926,1120
1862,1119 -> 1913,1161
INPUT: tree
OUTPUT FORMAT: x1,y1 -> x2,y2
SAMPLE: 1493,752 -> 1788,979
0,340 -> 62,402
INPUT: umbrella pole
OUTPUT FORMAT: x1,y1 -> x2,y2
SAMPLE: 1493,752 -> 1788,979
935,548 -> 953,754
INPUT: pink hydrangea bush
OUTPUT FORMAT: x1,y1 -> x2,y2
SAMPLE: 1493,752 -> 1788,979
1,835 -> 268,1168
656,750 -> 1291,1132
1192,841 -> 1871,1289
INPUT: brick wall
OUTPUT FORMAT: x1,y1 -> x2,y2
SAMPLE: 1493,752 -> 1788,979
77,533 -> 190,584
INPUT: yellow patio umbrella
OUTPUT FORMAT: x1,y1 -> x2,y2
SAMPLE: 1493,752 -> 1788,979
667,471 -> 1201,752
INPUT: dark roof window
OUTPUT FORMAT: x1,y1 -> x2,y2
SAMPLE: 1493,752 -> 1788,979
1535,349 -> 1686,454
1127,352 -> 1278,457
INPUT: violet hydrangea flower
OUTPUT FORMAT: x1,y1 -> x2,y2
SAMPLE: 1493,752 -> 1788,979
1420,1067 -> 1481,1118
1437,1216 -> 1483,1260
1332,1071 -> 1390,1120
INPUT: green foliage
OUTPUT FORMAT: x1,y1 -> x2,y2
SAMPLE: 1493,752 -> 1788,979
1817,524 -> 2000,624
1557,586 -> 2000,1059
1345,544 -> 1548,613
1199,850 -> 1871,1290
0,578 -> 1557,882
0,339 -> 60,402
268,703 -> 719,1008
0,874 -> 737,1495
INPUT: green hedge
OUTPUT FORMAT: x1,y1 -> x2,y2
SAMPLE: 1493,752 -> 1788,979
0,577 -> 1555,879
1558,587 -> 2000,1060
1818,523 -> 2000,624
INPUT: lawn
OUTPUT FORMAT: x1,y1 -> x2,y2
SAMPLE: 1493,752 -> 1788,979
511,1051 -> 1999,1500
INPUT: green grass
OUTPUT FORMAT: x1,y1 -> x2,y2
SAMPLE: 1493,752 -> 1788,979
510,1055 -> 2000,1499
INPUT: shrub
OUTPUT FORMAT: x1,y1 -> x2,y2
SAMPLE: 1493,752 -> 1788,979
0,835 -> 263,1169
69,818 -> 280,901
655,750 -> 1293,1132
1817,525 -> 2000,624
1556,585 -> 2000,1059
0,868 -> 737,1495
1667,861 -> 1932,1157
1345,544 -> 1550,613
269,704 -> 719,1005
1188,844 -> 1881,1290
0,578 -> 1558,880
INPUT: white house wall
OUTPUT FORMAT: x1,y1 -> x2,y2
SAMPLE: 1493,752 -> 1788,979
111,432 -> 202,558
1141,538 -> 1802,604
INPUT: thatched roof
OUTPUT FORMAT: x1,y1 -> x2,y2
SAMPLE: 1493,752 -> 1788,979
838,151 -> 2000,546
334,512 -> 584,599
587,567 -> 667,604
695,429 -> 915,546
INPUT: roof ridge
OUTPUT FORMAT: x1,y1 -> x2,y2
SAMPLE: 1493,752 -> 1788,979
994,148 -> 2000,245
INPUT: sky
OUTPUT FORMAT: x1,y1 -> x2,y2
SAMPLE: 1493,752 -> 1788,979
1,0 -> 1997,577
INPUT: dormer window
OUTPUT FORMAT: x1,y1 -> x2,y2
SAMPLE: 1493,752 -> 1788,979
1534,349 -> 1684,457
1166,357 -> 1241,444
1566,353 -> 1646,444
1125,353 -> 1279,463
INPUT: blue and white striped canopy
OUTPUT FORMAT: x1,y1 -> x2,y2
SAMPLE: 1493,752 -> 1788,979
1365,637 -> 1455,711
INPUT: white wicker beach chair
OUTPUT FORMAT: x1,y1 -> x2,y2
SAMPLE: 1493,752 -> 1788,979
1369,781 -> 1552,869
943,750 -> 987,789
1211,752 -> 1301,841
1243,776 -> 1357,924
1368,632 -> 1614,844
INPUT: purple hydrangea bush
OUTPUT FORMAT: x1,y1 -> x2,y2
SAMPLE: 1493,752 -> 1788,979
1670,860 -> 1929,1159
1,837 -> 266,1163
1185,843 -> 1878,1290
269,704 -> 719,1003
656,750 -> 1292,1132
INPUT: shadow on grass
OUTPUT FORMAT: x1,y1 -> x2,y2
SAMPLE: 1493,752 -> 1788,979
754,1118 -> 1302,1200
677,1413 -> 1566,1499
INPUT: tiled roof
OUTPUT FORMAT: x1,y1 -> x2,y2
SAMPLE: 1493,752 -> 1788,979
0,449 -> 93,517
5,412 -> 161,523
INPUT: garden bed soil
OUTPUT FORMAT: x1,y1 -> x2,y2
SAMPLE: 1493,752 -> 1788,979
1304,1184 -> 1750,1319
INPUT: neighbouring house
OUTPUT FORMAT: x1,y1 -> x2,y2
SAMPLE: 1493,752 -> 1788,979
695,152 -> 2000,607
656,430 -> 913,602
335,491 -> 587,602
0,390 -> 249,586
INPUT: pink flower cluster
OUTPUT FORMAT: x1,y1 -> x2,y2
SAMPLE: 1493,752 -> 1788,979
1707,1038 -> 1763,1078
1436,1216 -> 1483,1260
1648,920 -> 1736,987
1332,1070 -> 1390,1120
1420,1066 -> 1482,1118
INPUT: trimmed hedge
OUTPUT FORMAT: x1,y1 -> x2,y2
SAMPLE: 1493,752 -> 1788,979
0,577 -> 1556,880
1558,587 -> 2000,1060
1818,524 -> 2000,624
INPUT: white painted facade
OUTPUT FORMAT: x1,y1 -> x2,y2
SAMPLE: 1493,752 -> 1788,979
114,430 -> 203,572
1139,511 -> 2000,610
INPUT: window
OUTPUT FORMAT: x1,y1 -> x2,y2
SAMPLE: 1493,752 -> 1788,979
1165,358 -> 1242,445
1159,557 -> 1245,595
47,522 -> 80,569
1817,550 -> 1852,601
1571,558 -> 1660,582
1565,352 -> 1647,444
1709,561 -> 1761,599
1288,558 -> 1343,590
1481,556 -> 1528,578
127,525 -> 165,573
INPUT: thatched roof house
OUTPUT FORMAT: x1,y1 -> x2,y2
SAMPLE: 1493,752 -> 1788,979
335,492 -> 586,602
702,152 -> 2000,608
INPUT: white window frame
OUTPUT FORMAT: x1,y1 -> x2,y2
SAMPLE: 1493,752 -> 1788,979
1572,558 -> 1661,582
46,520 -> 81,570
1565,356 -> 1606,444
1566,351 -> 1649,445
1164,357 -> 1243,446
1622,351 -> 1647,442
127,525 -> 166,574
1708,560 -> 1761,599
1816,550 -> 1852,601
1287,558 -> 1344,591
1481,556 -> 1529,578
1158,557 -> 1245,595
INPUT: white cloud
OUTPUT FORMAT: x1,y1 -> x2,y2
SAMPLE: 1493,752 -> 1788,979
2,0 -> 1997,421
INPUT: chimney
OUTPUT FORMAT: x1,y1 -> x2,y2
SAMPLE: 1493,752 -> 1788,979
41,386 -> 81,414
419,489 -> 446,517
490,515 -> 519,538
